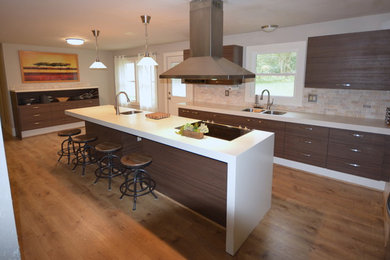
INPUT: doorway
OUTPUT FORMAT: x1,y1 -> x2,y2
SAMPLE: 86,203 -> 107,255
163,52 -> 193,115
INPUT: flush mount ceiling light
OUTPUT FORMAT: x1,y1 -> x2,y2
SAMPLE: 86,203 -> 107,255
137,15 -> 158,66
261,24 -> 279,32
65,38 -> 84,45
89,29 -> 107,69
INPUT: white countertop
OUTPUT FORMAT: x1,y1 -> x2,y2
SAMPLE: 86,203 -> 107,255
65,105 -> 273,163
179,102 -> 390,135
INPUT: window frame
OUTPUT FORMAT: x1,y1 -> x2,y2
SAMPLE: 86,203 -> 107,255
125,56 -> 139,105
245,41 -> 307,107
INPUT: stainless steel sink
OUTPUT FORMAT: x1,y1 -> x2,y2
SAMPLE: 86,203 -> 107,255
262,110 -> 286,115
242,108 -> 265,113
120,110 -> 143,115
242,108 -> 286,115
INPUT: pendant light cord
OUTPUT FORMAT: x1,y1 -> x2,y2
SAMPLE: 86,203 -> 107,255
144,20 -> 149,57
93,30 -> 100,62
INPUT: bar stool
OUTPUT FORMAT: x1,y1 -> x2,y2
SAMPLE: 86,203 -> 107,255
72,134 -> 97,176
57,128 -> 81,164
119,152 -> 157,211
94,142 -> 122,190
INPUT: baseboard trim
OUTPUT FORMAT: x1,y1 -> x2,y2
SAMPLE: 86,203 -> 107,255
21,122 -> 85,138
274,157 -> 385,191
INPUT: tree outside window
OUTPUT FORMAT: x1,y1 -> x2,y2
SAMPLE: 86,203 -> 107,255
255,52 -> 297,97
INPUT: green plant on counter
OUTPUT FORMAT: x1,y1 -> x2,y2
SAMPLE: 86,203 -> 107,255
176,122 -> 209,135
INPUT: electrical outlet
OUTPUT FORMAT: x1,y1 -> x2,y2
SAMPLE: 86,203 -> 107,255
308,94 -> 317,103
225,90 -> 229,96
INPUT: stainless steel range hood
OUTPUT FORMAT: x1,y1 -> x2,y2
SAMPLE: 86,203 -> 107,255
159,0 -> 255,81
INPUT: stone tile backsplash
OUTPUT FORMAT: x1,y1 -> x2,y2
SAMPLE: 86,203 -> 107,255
193,85 -> 390,120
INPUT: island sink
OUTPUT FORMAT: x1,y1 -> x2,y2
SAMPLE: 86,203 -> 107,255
120,110 -> 143,115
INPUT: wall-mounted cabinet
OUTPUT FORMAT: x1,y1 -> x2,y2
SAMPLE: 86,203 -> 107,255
305,29 -> 390,90
10,88 -> 99,139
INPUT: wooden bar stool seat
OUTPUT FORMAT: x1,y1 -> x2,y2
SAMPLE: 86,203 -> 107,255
72,134 -> 98,176
57,128 -> 82,165
119,152 -> 157,211
94,142 -> 122,190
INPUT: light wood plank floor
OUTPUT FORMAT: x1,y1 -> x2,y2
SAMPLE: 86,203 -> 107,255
3,131 -> 388,259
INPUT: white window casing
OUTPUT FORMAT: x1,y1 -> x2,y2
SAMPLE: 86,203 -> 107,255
245,41 -> 307,107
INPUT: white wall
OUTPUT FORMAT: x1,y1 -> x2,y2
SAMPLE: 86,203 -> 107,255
1,43 -> 115,133
0,121 -> 20,259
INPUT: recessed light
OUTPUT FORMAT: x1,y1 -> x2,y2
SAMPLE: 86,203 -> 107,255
66,38 -> 85,45
261,25 -> 279,32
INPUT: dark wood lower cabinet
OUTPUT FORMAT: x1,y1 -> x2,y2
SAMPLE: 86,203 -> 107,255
327,155 -> 383,180
11,88 -> 99,138
85,122 -> 228,226
178,107 -> 390,182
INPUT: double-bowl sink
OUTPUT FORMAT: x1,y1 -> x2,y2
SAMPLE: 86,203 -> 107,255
242,108 -> 286,115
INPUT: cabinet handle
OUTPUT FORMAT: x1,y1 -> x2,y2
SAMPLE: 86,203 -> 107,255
32,106 -> 39,109
304,140 -> 312,144
350,148 -> 361,153
347,163 -> 360,168
352,133 -> 364,138
192,111 -> 199,115
247,119 -> 251,122
304,127 -> 313,131
336,83 -> 351,87
33,114 -> 41,117
258,120 -> 262,124
301,153 -> 311,157
33,122 -> 40,125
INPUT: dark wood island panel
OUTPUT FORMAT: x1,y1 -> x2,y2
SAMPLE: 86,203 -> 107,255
85,122 -> 228,226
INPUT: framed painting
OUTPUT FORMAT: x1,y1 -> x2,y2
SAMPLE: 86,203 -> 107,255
19,51 -> 80,83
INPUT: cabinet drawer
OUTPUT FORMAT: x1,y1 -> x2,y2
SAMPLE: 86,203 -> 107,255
330,128 -> 385,145
178,108 -> 210,120
20,119 -> 54,130
284,149 -> 327,167
285,122 -> 329,139
18,104 -> 53,116
383,165 -> 390,182
285,134 -> 328,156
328,141 -> 384,164
20,110 -> 52,122
327,155 -> 383,180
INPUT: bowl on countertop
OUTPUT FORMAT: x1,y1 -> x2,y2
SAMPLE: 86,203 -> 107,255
56,97 -> 70,102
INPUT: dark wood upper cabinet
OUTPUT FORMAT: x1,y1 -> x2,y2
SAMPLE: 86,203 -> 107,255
305,29 -> 390,90
183,45 -> 244,85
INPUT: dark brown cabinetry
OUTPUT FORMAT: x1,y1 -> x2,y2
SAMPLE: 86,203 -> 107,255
11,88 -> 99,139
327,128 -> 385,180
383,136 -> 390,181
305,29 -> 390,90
179,107 -> 390,181
284,123 -> 329,167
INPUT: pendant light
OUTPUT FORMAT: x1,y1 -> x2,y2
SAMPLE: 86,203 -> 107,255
89,29 -> 107,69
137,15 -> 158,66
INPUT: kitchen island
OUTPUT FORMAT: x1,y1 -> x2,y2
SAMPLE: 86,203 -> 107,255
65,105 -> 274,255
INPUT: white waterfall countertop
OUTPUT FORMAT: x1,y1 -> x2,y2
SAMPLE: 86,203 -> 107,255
65,105 -> 274,255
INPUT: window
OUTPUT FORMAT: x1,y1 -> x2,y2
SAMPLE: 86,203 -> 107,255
245,41 -> 306,106
115,56 -> 158,111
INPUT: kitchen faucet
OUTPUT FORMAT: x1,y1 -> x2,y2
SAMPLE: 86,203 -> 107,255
115,91 -> 131,115
260,89 -> 274,110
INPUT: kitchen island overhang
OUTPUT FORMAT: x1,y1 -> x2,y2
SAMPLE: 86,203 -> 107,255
65,105 -> 274,255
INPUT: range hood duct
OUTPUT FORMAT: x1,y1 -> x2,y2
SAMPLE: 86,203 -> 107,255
159,0 -> 255,81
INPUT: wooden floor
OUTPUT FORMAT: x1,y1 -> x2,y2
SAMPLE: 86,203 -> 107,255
4,131 -> 388,259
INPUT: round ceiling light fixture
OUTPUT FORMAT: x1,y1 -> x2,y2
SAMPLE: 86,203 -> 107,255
261,25 -> 279,32
66,38 -> 85,45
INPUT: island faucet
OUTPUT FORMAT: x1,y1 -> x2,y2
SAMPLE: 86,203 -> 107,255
260,89 -> 274,110
115,91 -> 131,115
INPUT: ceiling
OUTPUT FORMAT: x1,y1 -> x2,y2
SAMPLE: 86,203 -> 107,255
1,0 -> 390,51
